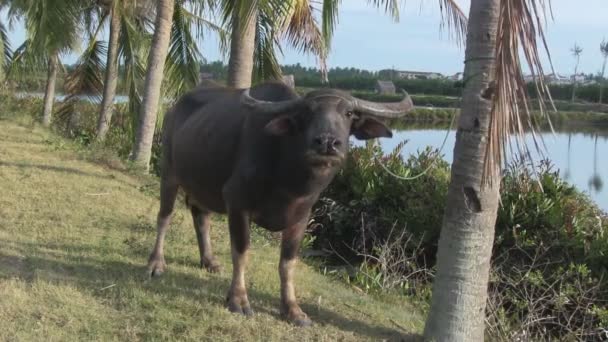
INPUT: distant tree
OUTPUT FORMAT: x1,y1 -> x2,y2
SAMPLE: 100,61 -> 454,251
571,43 -> 583,102
599,39 -> 608,104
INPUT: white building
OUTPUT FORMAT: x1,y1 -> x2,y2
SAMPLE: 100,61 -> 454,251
395,70 -> 444,80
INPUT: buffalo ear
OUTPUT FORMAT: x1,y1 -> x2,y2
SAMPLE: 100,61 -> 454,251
351,117 -> 393,140
264,115 -> 294,136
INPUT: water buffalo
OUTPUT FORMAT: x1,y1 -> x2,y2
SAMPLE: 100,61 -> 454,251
146,81 -> 413,326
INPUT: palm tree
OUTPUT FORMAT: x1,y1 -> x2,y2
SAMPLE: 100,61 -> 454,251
571,43 -> 583,103
225,1 -> 257,88
95,0 -> 123,141
126,0 -> 223,170
599,39 -> 608,104
130,0 -> 175,169
2,0 -> 84,127
423,0 -> 554,339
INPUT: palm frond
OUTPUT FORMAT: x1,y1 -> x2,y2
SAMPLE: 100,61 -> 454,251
253,12 -> 282,82
118,14 -> 150,140
437,0 -> 467,47
7,39 -> 48,80
601,39 -> 608,57
484,0 -> 555,182
367,0 -> 400,21
282,0 -> 327,79
321,0 -> 340,50
0,20 -> 12,79
24,0 -> 83,54
181,6 -> 228,55
55,40 -> 106,127
163,0 -> 202,101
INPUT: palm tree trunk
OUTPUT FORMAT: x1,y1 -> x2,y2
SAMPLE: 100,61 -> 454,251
42,52 -> 59,127
423,0 -> 501,340
571,60 -> 579,103
131,0 -> 174,170
599,58 -> 606,104
226,7 -> 257,89
96,4 -> 121,142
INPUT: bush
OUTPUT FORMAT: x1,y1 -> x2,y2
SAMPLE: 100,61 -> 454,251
310,141 -> 450,297
310,143 -> 608,340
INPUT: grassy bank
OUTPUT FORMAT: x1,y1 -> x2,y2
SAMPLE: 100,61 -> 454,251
0,117 -> 423,341
387,107 -> 608,130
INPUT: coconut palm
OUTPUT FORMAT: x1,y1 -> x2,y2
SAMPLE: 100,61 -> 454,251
423,0 -> 554,339
2,0 -> 85,126
95,0 -> 124,141
571,42 -> 583,102
599,39 -> 608,104
130,0 -> 175,169
127,0 -> 223,169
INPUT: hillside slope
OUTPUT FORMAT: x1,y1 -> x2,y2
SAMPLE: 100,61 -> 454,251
0,118 -> 423,341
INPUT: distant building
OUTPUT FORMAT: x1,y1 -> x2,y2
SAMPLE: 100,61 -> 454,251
450,72 -> 464,81
395,70 -> 444,80
199,72 -> 214,83
281,74 -> 295,89
374,80 -> 396,94
524,73 -> 571,85
572,73 -> 586,83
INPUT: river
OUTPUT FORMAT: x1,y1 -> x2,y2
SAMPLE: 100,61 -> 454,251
360,125 -> 608,212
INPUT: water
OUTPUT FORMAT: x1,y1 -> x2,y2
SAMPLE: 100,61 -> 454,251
15,92 -> 129,104
359,126 -> 608,212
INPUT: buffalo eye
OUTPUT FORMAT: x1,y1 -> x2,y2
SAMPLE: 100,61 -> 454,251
345,110 -> 355,119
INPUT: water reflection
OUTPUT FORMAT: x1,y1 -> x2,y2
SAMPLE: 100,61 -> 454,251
564,133 -> 571,180
589,135 -> 604,193
355,123 -> 608,212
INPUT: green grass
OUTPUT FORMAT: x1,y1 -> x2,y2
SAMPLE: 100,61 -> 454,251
0,117 -> 423,341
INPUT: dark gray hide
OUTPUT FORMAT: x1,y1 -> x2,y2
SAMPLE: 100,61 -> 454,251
146,81 -> 413,326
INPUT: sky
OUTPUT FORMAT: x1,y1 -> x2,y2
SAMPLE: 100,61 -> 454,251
4,0 -> 608,76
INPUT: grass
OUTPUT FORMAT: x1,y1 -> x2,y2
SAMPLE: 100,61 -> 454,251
0,116 -> 424,341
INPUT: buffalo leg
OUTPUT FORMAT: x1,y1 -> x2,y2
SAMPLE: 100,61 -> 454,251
279,217 -> 312,326
190,206 -> 221,272
226,208 -> 253,316
147,177 -> 178,277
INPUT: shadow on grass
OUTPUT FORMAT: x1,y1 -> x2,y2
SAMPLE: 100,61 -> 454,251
0,238 -> 421,341
0,161 -> 114,179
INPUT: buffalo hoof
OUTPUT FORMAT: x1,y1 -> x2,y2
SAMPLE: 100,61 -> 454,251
226,291 -> 253,316
293,316 -> 313,327
147,255 -> 167,278
282,307 -> 312,327
200,257 -> 222,273
227,301 -> 254,316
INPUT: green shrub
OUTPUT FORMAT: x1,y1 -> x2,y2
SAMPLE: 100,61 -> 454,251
310,140 -> 450,272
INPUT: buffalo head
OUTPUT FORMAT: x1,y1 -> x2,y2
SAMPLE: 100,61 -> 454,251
241,88 -> 414,170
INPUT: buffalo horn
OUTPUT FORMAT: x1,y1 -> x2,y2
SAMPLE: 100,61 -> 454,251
353,90 -> 414,118
241,89 -> 302,114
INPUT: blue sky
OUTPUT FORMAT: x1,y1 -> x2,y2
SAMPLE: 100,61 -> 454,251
4,0 -> 607,76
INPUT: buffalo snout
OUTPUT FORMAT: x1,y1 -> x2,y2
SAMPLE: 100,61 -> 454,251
312,133 -> 342,155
